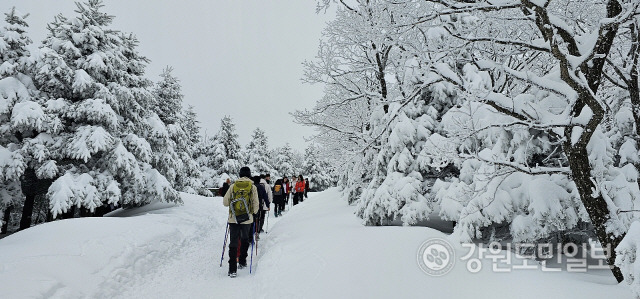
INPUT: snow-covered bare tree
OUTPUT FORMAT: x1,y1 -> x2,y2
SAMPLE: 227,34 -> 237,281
396,0 -> 639,281
295,1 -> 400,206
307,0 -> 640,284
297,1 -> 454,225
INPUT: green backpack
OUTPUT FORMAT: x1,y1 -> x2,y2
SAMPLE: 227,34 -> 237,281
230,181 -> 253,223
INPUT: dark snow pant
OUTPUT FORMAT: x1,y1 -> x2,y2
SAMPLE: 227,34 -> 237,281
258,210 -> 266,232
274,199 -> 285,215
293,193 -> 302,205
304,190 -> 308,199
228,223 -> 252,273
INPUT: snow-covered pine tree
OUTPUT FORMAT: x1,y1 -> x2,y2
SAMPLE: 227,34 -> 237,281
175,122 -> 208,195
215,115 -> 242,178
0,7 -> 54,231
272,143 -> 296,178
196,134 -> 218,188
290,148 -> 305,177
182,105 -> 201,147
197,115 -> 242,187
244,127 -> 273,175
32,0 -> 180,219
151,67 -> 207,195
302,143 -> 334,191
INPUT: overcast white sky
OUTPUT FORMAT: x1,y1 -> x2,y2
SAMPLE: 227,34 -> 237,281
3,0 -> 334,152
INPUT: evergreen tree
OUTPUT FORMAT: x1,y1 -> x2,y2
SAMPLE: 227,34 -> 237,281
272,143 -> 296,178
0,7 -> 58,231
302,143 -> 334,191
32,0 -> 180,219
197,115 -> 242,187
150,67 -> 207,195
182,105 -> 201,146
244,127 -> 273,175
216,115 -> 242,175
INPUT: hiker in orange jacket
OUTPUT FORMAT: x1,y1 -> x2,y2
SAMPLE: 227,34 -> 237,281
293,175 -> 305,205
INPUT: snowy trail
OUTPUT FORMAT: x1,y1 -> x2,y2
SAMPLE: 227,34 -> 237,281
112,196 -> 289,299
1,190 -> 632,298
113,189 -> 632,299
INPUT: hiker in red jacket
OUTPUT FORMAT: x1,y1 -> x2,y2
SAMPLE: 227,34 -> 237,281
283,176 -> 291,207
294,175 -> 305,205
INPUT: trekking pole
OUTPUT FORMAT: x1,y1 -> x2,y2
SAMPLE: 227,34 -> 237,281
266,211 -> 270,234
254,217 -> 259,256
250,222 -> 255,274
219,223 -> 229,267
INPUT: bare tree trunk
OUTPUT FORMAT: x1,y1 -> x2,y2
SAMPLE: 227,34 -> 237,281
19,193 -> 35,231
567,146 -> 624,282
93,204 -> 113,217
62,206 -> 75,219
1,205 -> 11,234
19,168 -> 54,230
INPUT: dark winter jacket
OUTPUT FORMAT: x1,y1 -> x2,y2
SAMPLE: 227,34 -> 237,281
256,182 -> 269,209
219,182 -> 230,197
272,184 -> 285,204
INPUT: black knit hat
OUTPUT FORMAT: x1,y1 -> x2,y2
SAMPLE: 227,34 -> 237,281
239,166 -> 251,178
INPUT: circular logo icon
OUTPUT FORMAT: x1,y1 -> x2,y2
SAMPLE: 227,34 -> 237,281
417,238 -> 455,276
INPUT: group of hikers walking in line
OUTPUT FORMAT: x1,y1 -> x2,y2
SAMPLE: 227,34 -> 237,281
220,166 -> 310,277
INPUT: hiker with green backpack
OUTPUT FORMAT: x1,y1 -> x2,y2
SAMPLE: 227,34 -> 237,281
223,166 -> 259,278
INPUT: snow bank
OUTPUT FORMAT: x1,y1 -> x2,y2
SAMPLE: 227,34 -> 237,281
0,193 -> 224,299
254,189 -> 631,299
617,221 -> 640,298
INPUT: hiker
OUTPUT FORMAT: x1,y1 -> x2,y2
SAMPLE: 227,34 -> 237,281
219,178 -> 231,197
252,176 -> 269,240
223,167 -> 259,278
293,175 -> 305,205
291,176 -> 298,204
304,178 -> 310,199
258,174 -> 272,234
283,176 -> 291,207
264,173 -> 272,185
272,179 -> 285,217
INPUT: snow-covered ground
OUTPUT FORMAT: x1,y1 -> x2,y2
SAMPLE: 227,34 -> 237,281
0,189 -> 634,298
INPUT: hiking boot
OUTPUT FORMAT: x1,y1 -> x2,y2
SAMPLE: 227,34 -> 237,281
255,234 -> 260,241
228,271 -> 237,278
238,263 -> 247,270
